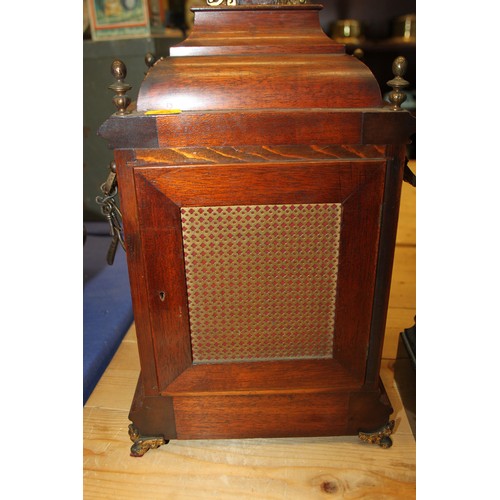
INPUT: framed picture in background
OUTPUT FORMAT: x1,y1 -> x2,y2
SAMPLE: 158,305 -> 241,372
87,0 -> 166,40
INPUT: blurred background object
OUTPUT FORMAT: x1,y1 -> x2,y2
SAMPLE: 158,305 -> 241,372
331,19 -> 364,44
392,13 -> 416,42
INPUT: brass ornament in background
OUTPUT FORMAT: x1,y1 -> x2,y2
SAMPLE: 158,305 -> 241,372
386,56 -> 409,111
109,60 -> 132,115
392,14 -> 416,42
331,19 -> 364,44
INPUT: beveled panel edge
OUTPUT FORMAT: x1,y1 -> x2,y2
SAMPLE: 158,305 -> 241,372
133,172 -> 194,389
162,358 -> 359,397
332,161 -> 387,382
137,161 -> 368,207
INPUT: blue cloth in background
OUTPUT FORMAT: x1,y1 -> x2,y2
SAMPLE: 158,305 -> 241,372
83,222 -> 134,404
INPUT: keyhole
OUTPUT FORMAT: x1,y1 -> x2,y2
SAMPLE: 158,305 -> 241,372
159,291 -> 166,301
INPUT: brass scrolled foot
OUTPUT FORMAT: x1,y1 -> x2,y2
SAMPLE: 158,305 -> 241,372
358,420 -> 395,449
128,423 -> 168,457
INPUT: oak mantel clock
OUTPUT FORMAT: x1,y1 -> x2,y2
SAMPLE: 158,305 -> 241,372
98,0 -> 415,457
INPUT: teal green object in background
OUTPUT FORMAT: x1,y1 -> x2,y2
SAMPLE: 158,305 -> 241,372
83,36 -> 182,221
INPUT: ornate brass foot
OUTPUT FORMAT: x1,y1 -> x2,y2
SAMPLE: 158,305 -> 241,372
358,420 -> 395,449
128,424 -> 168,457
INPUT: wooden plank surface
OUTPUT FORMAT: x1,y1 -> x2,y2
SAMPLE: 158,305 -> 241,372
84,339 -> 415,499
83,160 -> 416,499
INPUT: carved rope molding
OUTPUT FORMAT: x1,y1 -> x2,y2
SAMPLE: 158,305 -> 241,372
206,0 -> 236,5
206,0 -> 308,6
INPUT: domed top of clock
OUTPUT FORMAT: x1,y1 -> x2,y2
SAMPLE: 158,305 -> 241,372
136,3 -> 383,112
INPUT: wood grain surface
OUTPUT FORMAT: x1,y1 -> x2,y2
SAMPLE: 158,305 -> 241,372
84,351 -> 415,499
83,161 -> 416,499
84,353 -> 415,499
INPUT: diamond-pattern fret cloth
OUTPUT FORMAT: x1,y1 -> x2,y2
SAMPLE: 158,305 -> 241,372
180,203 -> 342,363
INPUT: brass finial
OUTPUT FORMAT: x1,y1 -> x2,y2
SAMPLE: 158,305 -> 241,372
386,56 -> 409,111
145,52 -> 156,70
353,48 -> 364,60
109,60 -> 132,115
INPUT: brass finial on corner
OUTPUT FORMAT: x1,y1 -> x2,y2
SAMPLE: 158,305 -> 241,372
109,60 -> 132,116
353,48 -> 364,60
386,56 -> 409,111
145,52 -> 156,70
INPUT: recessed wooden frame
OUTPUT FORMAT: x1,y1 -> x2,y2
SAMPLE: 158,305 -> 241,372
134,160 -> 386,397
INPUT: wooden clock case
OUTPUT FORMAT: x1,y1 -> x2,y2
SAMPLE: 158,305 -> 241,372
98,3 -> 415,457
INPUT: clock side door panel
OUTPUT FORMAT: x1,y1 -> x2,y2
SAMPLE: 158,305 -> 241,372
133,160 -> 386,392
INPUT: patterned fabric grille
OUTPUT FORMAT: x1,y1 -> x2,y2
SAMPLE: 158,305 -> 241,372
180,203 -> 342,363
